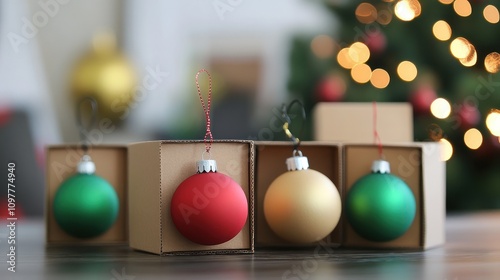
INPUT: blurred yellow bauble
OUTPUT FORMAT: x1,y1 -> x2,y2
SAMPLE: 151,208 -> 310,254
263,169 -> 342,243
71,33 -> 137,121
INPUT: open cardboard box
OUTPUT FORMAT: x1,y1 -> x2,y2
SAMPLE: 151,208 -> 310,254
313,102 -> 413,143
254,141 -> 343,248
128,140 -> 254,255
46,145 -> 128,245
342,143 -> 445,249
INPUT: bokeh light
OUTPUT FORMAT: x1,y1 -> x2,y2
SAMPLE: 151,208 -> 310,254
486,110 -> 500,136
459,47 -> 477,67
483,5 -> 500,24
439,138 -> 453,161
450,37 -> 472,59
432,20 -> 452,41
348,42 -> 371,64
337,48 -> 356,69
370,68 -> 390,89
311,35 -> 336,59
395,0 -> 421,22
356,3 -> 378,24
464,128 -> 483,150
430,98 -> 451,119
484,52 -> 500,73
397,61 -> 417,82
351,63 -> 372,84
453,0 -> 472,17
438,0 -> 454,4
377,8 -> 393,25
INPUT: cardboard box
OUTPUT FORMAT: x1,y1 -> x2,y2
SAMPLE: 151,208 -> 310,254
128,140 -> 254,255
46,145 -> 128,244
313,102 -> 413,143
342,143 -> 445,249
254,141 -> 343,248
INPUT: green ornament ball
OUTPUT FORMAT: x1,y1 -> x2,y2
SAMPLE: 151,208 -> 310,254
53,173 -> 119,238
346,173 -> 416,242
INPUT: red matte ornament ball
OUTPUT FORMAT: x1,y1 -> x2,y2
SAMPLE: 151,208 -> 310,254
171,172 -> 248,245
364,31 -> 386,55
458,104 -> 480,129
410,85 -> 437,114
316,75 -> 346,102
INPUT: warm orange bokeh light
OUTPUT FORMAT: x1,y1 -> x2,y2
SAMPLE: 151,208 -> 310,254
397,61 -> 418,82
484,5 -> 500,24
433,20 -> 452,41
351,63 -> 372,84
454,0 -> 472,17
356,3 -> 378,24
370,68 -> 390,89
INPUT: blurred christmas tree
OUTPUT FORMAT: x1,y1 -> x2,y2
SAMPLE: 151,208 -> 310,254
288,0 -> 500,211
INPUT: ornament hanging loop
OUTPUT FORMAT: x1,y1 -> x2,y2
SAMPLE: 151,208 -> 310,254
292,149 -> 303,157
277,100 -> 306,152
201,150 -> 212,161
76,97 -> 98,154
195,69 -> 213,154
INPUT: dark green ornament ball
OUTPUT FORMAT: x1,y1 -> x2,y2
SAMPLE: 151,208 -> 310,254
53,174 -> 119,238
346,173 -> 416,242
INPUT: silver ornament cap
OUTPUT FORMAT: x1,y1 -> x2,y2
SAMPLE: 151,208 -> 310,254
197,159 -> 217,173
372,159 -> 390,174
77,154 -> 96,174
286,150 -> 309,171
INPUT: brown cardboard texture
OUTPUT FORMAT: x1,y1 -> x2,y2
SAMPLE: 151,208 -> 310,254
255,141 -> 343,247
313,102 -> 413,143
46,145 -> 128,244
343,143 -> 445,249
128,140 -> 254,255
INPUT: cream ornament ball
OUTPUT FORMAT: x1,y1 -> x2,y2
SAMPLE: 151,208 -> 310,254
263,152 -> 342,243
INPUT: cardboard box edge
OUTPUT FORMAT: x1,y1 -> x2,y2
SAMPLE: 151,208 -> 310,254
421,142 -> 446,248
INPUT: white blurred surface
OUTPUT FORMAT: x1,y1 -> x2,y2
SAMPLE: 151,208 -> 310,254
123,0 -> 335,136
0,0 -> 61,145
1,0 -> 336,142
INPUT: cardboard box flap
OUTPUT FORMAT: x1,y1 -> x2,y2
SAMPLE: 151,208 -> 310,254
128,141 -> 162,253
420,143 -> 446,248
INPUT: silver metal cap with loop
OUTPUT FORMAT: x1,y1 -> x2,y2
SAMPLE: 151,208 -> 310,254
197,160 -> 217,173
77,154 -> 96,174
286,150 -> 309,171
372,159 -> 391,174
197,151 -> 217,173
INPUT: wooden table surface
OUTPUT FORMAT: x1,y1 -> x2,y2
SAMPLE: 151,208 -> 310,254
1,211 -> 500,280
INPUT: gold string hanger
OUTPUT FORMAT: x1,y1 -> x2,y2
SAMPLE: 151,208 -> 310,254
277,100 -> 306,152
